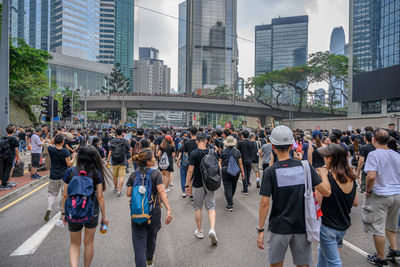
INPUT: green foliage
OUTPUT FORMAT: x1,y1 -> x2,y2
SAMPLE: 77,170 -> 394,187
127,110 -> 138,121
208,85 -> 235,98
9,39 -> 52,122
102,63 -> 130,94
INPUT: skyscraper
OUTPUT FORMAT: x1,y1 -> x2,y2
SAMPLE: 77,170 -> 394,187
99,0 -> 115,64
255,15 -> 308,103
329,26 -> 347,108
178,1 -> 187,94
185,0 -> 238,94
114,0 -> 135,91
349,0 -> 400,117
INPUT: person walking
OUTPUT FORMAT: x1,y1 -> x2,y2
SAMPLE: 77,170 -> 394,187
30,128 -> 43,179
237,130 -> 253,194
0,126 -> 20,190
315,144 -> 358,267
62,146 -> 109,267
307,130 -> 325,169
250,133 -> 261,188
157,135 -> 176,192
219,136 -> 245,211
259,136 -> 272,181
363,129 -> 400,266
127,149 -> 172,267
356,132 -> 375,193
257,126 -> 331,267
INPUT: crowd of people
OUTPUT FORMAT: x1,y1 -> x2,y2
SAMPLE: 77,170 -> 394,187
0,121 -> 400,267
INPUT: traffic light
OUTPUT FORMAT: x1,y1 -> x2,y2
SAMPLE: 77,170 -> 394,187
62,96 -> 71,119
40,96 -> 58,121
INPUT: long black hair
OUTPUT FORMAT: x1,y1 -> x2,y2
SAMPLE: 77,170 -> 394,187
76,146 -> 108,191
326,144 -> 357,183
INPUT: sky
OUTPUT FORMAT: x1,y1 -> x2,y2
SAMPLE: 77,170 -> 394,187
134,0 -> 349,92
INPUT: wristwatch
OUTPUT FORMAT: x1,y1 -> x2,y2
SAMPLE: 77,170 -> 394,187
257,226 -> 264,233
185,185 -> 189,188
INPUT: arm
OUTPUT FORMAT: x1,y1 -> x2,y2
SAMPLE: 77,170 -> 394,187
14,147 -> 20,163
315,167 -> 331,197
238,158 -> 245,179
356,156 -> 364,177
257,196 -> 270,249
307,142 -> 313,165
269,153 -> 274,167
126,186 -> 133,197
96,183 -> 109,226
62,183 -> 69,224
65,154 -> 76,168
65,144 -> 73,151
270,117 -> 275,129
219,159 -> 222,170
156,184 -> 172,225
185,165 -> 194,195
156,150 -> 162,158
365,171 -> 376,197
353,190 -> 359,207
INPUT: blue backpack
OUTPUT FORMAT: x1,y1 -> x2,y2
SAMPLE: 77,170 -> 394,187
131,169 -> 156,224
227,148 -> 240,176
65,170 -> 95,224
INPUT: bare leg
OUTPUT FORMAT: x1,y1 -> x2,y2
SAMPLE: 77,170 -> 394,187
208,209 -> 216,230
69,231 -> 82,267
118,176 -> 124,193
31,166 -> 37,176
165,172 -> 171,189
386,229 -> 398,250
271,262 -> 283,267
195,209 -> 202,231
373,235 -> 386,259
83,228 -> 96,267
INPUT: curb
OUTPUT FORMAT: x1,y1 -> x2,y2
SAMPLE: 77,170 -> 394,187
0,175 -> 49,207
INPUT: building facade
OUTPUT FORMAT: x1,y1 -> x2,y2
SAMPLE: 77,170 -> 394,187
178,1 -> 187,94
185,0 -> 238,94
99,0 -> 115,64
348,0 -> 400,118
314,88 -> 326,106
255,15 -> 309,104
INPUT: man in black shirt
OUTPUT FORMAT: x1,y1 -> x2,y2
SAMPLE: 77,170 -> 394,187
257,126 -> 331,266
356,131 -> 375,192
18,127 -> 27,154
177,128 -> 196,198
131,128 -> 149,155
0,126 -> 20,189
237,130 -> 253,194
185,133 -> 218,245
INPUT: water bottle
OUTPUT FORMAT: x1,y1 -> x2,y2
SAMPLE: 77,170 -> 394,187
55,218 -> 65,228
100,223 -> 108,234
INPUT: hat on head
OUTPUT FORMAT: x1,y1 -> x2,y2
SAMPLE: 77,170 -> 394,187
223,135 -> 237,147
304,134 -> 312,142
312,130 -> 322,139
269,126 -> 294,146
165,135 -> 173,141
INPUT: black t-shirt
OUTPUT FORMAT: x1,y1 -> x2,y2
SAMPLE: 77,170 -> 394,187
260,158 -> 322,234
131,136 -> 149,152
94,146 -> 105,158
126,168 -> 163,214
220,147 -> 241,168
155,136 -> 164,146
189,148 -> 210,188
4,136 -> 19,160
102,136 -> 110,148
360,143 -> 376,171
66,138 -> 79,153
18,132 -> 26,141
48,146 -> 70,180
237,139 -> 254,164
184,139 -> 198,157
321,172 -> 356,231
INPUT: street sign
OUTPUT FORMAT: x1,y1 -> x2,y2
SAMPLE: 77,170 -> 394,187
225,122 -> 231,128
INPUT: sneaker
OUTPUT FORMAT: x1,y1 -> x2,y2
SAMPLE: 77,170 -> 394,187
35,173 -> 42,179
386,247 -> 400,262
194,229 -> 204,239
117,192 -> 123,197
366,254 -> 388,266
0,185 -> 12,190
241,190 -> 249,195
226,206 -> 234,212
169,182 -> 174,187
208,229 -> 218,245
44,210 -> 51,222
8,181 -> 17,187
182,192 -> 187,198
146,259 -> 154,266
248,182 -> 252,186
256,181 -> 260,188
31,174 -> 40,179
165,188 -> 171,193
113,188 -> 118,193
189,195 -> 194,201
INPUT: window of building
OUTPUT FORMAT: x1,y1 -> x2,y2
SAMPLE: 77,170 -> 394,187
361,100 -> 382,114
388,97 -> 400,113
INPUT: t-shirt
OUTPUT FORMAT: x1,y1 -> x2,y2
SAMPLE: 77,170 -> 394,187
111,138 -> 131,165
66,138 -> 79,153
237,139 -> 253,165
260,158 -> 322,234
302,142 -> 309,160
220,147 -> 242,168
63,167 -> 104,199
126,168 -> 163,214
189,148 -> 211,188
260,143 -> 272,164
95,146 -> 105,158
31,134 -> 42,154
4,136 -> 19,161
18,132 -> 26,141
48,146 -> 70,180
131,136 -> 149,152
102,136 -> 110,148
364,149 -> 400,196
184,139 -> 198,157
360,143 -> 376,171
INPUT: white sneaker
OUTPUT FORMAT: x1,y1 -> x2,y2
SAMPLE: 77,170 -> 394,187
169,182 -> 174,187
182,192 -> 187,198
194,229 -> 204,239
208,229 -> 218,245
165,188 -> 171,193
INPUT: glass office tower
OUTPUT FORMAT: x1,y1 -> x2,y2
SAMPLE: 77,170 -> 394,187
329,26 -> 347,107
178,1 -> 187,94
115,0 -> 135,91
186,0 -> 238,94
99,0 -> 115,64
351,0 -> 400,115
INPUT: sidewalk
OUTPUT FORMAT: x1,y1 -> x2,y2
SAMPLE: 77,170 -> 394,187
0,170 -> 49,199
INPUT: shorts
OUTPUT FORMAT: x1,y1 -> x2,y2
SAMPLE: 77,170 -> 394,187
31,153 -> 41,168
68,204 -> 100,232
362,193 -> 400,236
48,179 -> 64,195
251,163 -> 259,173
112,164 -> 126,178
267,232 -> 312,266
192,187 -> 215,210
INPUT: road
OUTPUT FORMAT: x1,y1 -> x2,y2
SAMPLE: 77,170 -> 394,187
0,166 -> 399,267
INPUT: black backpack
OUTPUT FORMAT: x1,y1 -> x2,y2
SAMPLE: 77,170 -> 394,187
200,149 -> 221,191
110,138 -> 125,163
0,138 -> 11,160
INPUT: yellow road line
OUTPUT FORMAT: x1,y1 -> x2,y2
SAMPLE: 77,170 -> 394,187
0,182 -> 49,213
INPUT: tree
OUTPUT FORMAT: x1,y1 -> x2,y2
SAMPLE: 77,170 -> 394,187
208,85 -> 235,98
102,63 -> 130,94
9,38 -> 52,122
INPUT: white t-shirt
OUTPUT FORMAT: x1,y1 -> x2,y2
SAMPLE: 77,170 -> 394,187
364,148 -> 400,196
31,134 -> 42,154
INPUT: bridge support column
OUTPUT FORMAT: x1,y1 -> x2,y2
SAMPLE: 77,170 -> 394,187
121,107 -> 127,125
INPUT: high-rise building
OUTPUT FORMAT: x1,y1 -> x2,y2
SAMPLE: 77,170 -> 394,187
114,0 -> 135,91
314,88 -> 326,106
139,47 -> 159,60
185,0 -> 238,94
348,0 -> 400,117
99,0 -> 115,64
178,1 -> 187,94
329,26 -> 347,108
255,15 -> 308,103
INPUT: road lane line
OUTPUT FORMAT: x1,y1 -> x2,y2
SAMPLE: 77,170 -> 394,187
342,240 -> 369,257
0,181 -> 49,213
10,212 -> 61,256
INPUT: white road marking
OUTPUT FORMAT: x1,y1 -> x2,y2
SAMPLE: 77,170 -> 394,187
342,240 -> 369,257
10,212 -> 61,256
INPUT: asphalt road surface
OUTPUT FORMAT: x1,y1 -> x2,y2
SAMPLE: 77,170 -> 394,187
1,166 -> 400,267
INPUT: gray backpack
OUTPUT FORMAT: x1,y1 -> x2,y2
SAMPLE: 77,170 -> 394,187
200,149 -> 221,191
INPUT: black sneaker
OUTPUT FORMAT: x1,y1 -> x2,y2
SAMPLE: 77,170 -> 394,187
248,182 -> 252,186
256,181 -> 260,188
44,210 -> 51,222
386,247 -> 400,262
366,254 -> 388,266
189,196 -> 194,201
241,190 -> 248,195
225,206 -> 234,212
